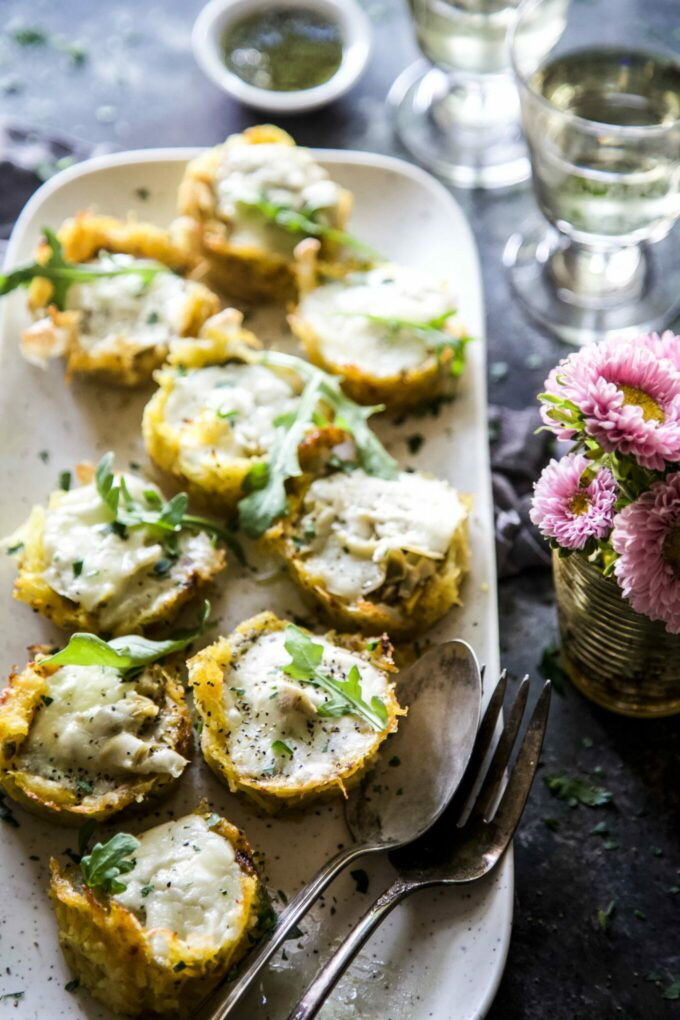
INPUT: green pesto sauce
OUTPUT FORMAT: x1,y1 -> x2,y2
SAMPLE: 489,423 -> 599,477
222,8 -> 343,92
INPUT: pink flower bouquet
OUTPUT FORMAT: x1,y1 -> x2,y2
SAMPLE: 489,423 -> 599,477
530,331 -> 680,634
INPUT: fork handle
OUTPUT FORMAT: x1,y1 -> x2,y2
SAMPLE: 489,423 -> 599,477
198,843 -> 371,1020
287,877 -> 417,1020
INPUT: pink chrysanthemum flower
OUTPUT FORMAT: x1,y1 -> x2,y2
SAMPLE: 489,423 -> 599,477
530,453 -> 617,550
541,336 -> 680,470
639,329 -> 680,371
611,471 -> 680,633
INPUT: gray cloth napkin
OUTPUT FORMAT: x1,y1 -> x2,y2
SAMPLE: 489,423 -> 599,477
489,404 -> 552,578
0,126 -> 552,578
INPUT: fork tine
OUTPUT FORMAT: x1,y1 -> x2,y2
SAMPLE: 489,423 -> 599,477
469,676 -> 530,822
490,681 -> 551,840
448,669 -> 507,819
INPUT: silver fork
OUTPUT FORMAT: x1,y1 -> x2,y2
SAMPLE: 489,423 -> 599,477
286,673 -> 552,1020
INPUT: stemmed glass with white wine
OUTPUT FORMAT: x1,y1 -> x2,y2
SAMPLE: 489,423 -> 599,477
505,0 -> 680,345
390,0 -> 568,188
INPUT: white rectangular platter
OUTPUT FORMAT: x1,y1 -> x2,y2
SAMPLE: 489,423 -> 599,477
0,148 -> 511,1020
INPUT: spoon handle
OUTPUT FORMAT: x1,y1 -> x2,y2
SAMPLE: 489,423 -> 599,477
198,843 -> 371,1020
286,877 -> 417,1020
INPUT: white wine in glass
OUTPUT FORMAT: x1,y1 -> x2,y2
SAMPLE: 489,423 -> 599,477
393,0 -> 568,188
506,0 -> 680,345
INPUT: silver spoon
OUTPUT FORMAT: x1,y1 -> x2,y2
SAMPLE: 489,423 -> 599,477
198,639 -> 482,1020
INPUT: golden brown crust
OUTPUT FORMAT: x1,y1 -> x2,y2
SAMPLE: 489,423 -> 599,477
188,611 -> 403,813
22,212 -> 221,386
48,808 -> 263,1017
142,309 -> 266,511
176,126 -> 356,303
288,300 -> 468,412
12,494 -> 227,636
264,474 -> 471,640
0,657 -> 191,824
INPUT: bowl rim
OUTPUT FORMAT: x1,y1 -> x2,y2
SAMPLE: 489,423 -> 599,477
191,0 -> 372,113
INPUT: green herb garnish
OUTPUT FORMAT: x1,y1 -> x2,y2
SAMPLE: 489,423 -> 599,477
237,351 -> 397,538
42,600 -> 211,676
80,832 -> 139,895
597,899 -> 616,931
272,739 -> 294,758
238,195 -> 377,259
282,625 -> 388,731
544,774 -> 612,808
94,453 -> 245,562
0,229 -> 170,310
59,470 -> 72,491
338,308 -> 470,377
141,884 -> 155,897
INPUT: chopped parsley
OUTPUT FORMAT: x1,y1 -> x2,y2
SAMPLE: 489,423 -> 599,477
544,774 -> 612,808
59,470 -> 72,491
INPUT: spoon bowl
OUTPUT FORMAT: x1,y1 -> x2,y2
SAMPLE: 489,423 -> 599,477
198,639 -> 482,1020
347,639 -> 482,849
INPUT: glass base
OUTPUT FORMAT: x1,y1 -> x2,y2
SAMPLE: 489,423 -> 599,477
504,224 -> 680,346
389,60 -> 531,190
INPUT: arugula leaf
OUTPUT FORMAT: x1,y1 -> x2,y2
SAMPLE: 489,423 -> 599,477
42,600 -> 211,675
237,351 -> 397,538
238,196 -> 377,259
544,774 -> 612,808
282,625 -> 388,731
0,228 -> 170,310
93,454 -> 244,562
239,375 -> 324,538
338,308 -> 471,377
80,833 -> 139,894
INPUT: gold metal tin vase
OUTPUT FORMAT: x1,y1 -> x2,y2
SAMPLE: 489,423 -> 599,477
553,551 -> 680,718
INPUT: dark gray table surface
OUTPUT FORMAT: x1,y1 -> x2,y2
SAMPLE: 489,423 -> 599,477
1,1 -> 678,1018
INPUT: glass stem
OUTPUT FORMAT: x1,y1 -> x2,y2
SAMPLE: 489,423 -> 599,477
548,238 -> 647,309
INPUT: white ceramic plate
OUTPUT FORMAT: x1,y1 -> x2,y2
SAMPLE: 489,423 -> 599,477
0,149 -> 511,1020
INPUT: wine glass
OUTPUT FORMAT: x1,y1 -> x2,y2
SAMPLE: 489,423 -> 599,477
505,0 -> 680,345
390,0 -> 567,189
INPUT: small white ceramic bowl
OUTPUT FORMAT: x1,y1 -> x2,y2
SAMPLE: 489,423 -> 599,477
192,0 -> 372,114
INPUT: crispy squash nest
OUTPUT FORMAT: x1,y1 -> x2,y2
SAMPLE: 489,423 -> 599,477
0,652 -> 191,824
288,277 -> 469,411
142,308 -> 271,511
188,611 -> 402,813
12,468 -> 227,636
49,808 -> 265,1018
175,124 -> 355,302
22,212 -> 220,385
263,460 -> 471,640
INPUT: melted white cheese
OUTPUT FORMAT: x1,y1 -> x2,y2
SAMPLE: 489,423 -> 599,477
216,141 -> 342,253
18,664 -> 187,790
298,470 -> 467,601
297,265 -> 459,378
224,630 -> 389,785
162,363 -> 300,467
114,815 -> 246,961
41,474 -> 220,632
66,255 -> 193,353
